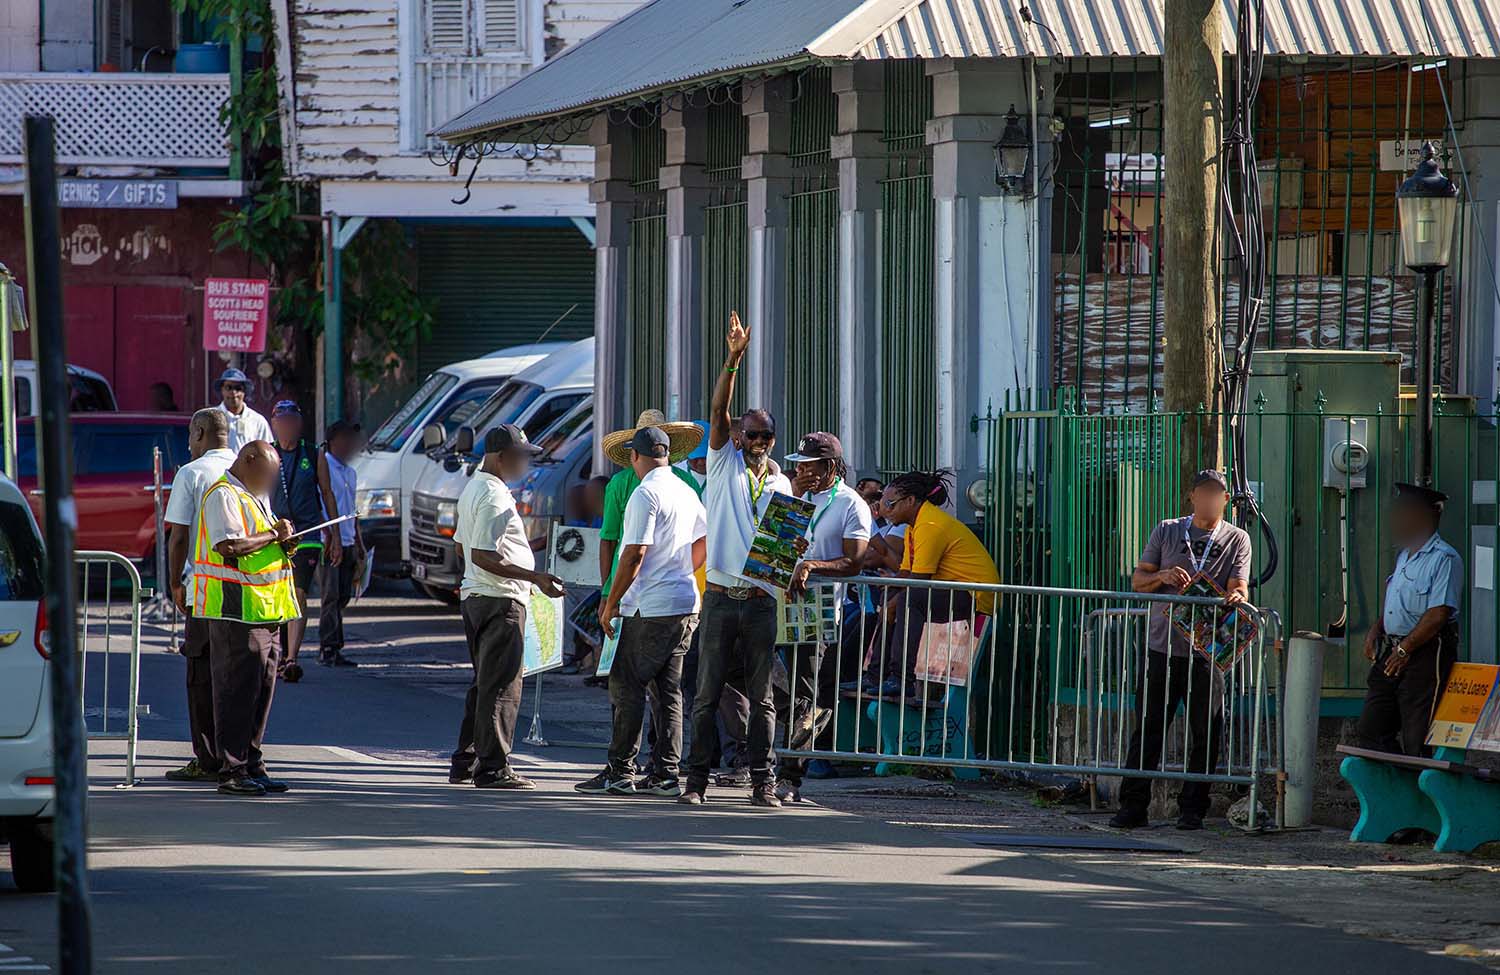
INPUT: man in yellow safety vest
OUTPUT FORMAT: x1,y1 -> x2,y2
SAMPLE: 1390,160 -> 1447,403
193,440 -> 301,797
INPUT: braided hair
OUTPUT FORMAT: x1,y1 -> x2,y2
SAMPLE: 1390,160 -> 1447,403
887,469 -> 951,507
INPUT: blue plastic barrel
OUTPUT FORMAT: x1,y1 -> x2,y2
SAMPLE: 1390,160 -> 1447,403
174,43 -> 229,73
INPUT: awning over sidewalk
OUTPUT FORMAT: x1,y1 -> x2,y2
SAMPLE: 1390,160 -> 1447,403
435,0 -> 1500,144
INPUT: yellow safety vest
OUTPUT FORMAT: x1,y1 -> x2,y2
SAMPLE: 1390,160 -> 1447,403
192,476 -> 300,625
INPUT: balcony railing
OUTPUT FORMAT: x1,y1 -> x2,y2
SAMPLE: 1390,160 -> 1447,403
411,57 -> 531,152
0,72 -> 231,168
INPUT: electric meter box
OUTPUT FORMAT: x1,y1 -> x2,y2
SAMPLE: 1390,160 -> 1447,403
1246,350 -> 1401,705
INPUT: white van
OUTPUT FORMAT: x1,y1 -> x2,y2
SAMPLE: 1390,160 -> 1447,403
11,360 -> 117,415
407,338 -> 594,600
353,343 -> 565,575
0,473 -> 53,892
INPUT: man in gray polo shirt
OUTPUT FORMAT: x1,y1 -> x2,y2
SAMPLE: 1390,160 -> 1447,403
1112,469 -> 1252,831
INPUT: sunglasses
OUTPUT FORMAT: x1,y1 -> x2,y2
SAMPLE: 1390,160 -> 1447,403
222,384 -> 246,393
741,429 -> 775,442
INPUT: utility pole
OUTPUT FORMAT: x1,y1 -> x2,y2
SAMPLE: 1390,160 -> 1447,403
1162,0 -> 1224,481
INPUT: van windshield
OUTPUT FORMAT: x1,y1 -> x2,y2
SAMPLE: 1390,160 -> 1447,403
461,381 -> 542,459
536,403 -> 593,461
367,372 -> 458,452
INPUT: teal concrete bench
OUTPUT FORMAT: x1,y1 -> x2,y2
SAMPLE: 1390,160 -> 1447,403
1337,743 -> 1500,853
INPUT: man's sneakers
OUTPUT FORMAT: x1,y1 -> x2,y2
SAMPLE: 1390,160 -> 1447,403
574,769 -> 637,796
475,767 -> 537,790
217,776 -> 267,797
714,764 -> 752,788
773,779 -> 802,804
788,705 -> 832,751
750,782 -> 783,808
636,774 -> 682,797
164,759 -> 218,782
1107,806 -> 1149,829
319,650 -> 358,668
251,775 -> 291,794
676,790 -> 706,805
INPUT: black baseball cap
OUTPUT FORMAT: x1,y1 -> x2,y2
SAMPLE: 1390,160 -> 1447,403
785,432 -> 843,463
485,423 -> 542,456
1192,469 -> 1229,492
630,426 -> 670,458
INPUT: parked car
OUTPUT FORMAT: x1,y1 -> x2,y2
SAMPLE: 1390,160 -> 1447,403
407,339 -> 594,601
11,360 -> 118,416
353,343 -> 565,577
17,413 -> 190,562
514,398 -> 595,547
0,472 -> 55,892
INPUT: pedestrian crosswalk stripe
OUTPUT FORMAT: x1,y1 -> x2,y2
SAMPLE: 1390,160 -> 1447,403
0,941 -> 51,972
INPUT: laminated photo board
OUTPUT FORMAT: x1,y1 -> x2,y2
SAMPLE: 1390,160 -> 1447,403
776,584 -> 842,646
741,492 -> 816,591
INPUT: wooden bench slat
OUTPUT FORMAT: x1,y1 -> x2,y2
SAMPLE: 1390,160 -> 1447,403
1334,744 -> 1454,772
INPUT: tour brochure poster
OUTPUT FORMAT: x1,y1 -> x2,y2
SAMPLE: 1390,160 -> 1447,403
1168,574 -> 1259,673
522,589 -> 565,677
742,492 -> 817,590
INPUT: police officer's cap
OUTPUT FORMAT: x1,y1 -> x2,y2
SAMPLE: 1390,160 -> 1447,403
1393,481 -> 1447,514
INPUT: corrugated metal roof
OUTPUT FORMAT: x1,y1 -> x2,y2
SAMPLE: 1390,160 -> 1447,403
857,0 -> 1500,58
438,0 -> 1498,142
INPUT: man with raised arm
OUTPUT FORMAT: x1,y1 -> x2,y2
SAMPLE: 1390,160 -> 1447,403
680,312 -> 792,808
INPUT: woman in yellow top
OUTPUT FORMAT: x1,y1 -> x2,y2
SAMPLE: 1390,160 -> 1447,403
856,470 -> 1000,698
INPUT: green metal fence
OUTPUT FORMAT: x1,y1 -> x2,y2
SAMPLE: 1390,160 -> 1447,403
1051,57 -> 1464,412
980,391 -> 1499,703
878,59 -> 935,472
628,113 -> 667,418
782,67 -> 840,442
701,95 -> 749,417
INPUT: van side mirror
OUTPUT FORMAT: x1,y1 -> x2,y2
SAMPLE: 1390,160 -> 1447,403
421,422 -> 446,451
455,425 -> 476,455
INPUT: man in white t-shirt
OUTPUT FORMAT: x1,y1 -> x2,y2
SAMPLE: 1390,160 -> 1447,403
161,408 -> 237,783
775,432 -> 871,801
448,424 -> 566,791
681,312 -> 792,808
213,367 -> 273,452
576,427 -> 707,798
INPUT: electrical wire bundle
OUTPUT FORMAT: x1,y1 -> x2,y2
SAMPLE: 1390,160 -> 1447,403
1218,0 -> 1278,586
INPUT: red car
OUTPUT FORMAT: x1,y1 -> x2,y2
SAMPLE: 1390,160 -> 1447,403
18,413 -> 191,561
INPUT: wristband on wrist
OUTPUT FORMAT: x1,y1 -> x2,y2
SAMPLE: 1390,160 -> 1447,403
725,364 -> 739,374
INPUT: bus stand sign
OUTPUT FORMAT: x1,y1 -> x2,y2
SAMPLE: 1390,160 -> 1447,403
202,278 -> 270,353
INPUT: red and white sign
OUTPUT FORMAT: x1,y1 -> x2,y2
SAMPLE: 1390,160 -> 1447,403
202,277 -> 270,353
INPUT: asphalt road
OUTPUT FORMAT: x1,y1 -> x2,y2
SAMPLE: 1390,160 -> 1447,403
0,589 -> 1480,974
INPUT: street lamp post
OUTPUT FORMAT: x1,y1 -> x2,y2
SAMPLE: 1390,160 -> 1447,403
1396,142 -> 1460,487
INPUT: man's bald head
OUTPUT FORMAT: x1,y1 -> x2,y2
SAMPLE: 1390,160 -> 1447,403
231,440 -> 282,497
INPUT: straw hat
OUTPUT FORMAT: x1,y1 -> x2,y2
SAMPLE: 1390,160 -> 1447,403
602,409 -> 704,467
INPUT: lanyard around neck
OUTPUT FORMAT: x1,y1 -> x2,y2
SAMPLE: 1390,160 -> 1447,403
746,464 -> 771,518
804,485 -> 840,537
1182,516 -> 1221,575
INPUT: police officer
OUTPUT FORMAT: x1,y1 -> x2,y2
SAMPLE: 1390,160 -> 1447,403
193,441 -> 301,797
1357,483 -> 1463,757
270,401 -> 323,681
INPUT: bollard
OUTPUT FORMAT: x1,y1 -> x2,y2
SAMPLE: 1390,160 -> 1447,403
1283,631 -> 1327,828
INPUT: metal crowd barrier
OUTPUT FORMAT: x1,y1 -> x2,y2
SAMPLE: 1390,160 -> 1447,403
780,575 -> 1284,829
75,551 -> 147,787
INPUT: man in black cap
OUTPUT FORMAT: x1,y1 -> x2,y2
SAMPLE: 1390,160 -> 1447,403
1357,483 -> 1463,759
448,424 -> 567,789
1112,469 -> 1252,830
774,432 -> 871,802
576,427 -> 707,797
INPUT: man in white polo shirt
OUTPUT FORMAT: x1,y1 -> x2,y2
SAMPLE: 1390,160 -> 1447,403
576,426 -> 707,798
775,431 -> 871,802
448,424 -> 566,791
681,312 -> 793,808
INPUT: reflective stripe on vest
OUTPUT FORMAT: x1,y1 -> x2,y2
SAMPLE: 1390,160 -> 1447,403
192,477 -> 300,624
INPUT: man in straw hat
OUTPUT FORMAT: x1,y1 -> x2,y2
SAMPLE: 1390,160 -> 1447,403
681,311 -> 793,809
576,427 -> 707,796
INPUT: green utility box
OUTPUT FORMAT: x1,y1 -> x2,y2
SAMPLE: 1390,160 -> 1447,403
1245,350 -> 1402,702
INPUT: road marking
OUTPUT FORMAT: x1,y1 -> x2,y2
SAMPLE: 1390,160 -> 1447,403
0,941 -> 50,972
324,746 -> 387,764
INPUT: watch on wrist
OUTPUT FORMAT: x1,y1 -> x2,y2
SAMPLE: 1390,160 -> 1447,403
1394,644 -> 1409,659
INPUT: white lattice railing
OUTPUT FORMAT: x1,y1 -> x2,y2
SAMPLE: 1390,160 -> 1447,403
411,57 -> 530,151
0,72 -> 231,167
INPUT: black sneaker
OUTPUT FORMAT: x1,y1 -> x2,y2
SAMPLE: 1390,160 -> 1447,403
1175,812 -> 1205,831
574,769 -> 636,796
774,779 -> 802,803
714,765 -> 752,788
165,759 -> 218,782
282,662 -> 304,683
320,651 -> 358,668
474,767 -> 536,790
448,760 -> 475,784
789,705 -> 833,750
250,776 -> 291,794
1108,807 -> 1148,829
637,774 -> 682,797
750,783 -> 782,808
217,776 -> 267,797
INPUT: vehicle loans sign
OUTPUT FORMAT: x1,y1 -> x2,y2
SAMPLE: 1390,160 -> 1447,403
202,278 -> 270,353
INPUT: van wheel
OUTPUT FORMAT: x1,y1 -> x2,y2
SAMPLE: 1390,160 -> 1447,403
9,822 -> 55,893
